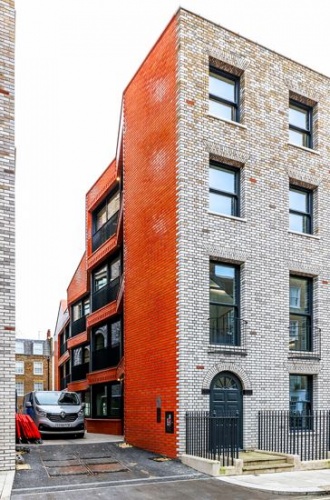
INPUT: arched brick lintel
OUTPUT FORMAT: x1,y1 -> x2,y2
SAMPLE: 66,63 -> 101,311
202,363 -> 252,391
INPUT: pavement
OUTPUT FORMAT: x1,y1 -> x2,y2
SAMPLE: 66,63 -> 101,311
2,434 -> 330,498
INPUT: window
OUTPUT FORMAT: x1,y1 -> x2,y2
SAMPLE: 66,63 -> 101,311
16,381 -> 24,397
289,100 -> 312,148
209,67 -> 239,122
73,298 -> 90,321
34,382 -> 43,391
16,361 -> 24,374
289,276 -> 312,351
73,347 -> 82,366
94,191 -> 120,233
33,361 -> 43,375
33,342 -> 43,355
209,162 -> 240,217
210,261 -> 240,345
93,382 -> 122,418
290,375 -> 312,429
289,186 -> 312,234
111,320 -> 121,347
94,265 -> 108,291
16,341 -> 24,354
95,325 -> 107,350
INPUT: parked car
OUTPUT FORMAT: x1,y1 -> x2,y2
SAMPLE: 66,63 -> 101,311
23,390 -> 85,438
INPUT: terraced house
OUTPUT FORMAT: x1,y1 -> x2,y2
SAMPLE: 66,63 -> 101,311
54,8 -> 330,462
0,0 -> 15,471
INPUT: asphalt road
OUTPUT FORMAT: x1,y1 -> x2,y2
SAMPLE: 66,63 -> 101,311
11,436 -> 320,500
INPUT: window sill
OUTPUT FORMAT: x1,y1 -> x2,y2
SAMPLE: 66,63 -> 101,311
207,113 -> 247,130
287,142 -> 320,155
208,345 -> 247,356
208,211 -> 247,222
288,230 -> 320,240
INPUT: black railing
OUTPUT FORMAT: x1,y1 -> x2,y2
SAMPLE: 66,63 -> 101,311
60,374 -> 71,390
60,342 -> 67,357
91,345 -> 121,372
92,276 -> 120,312
71,362 -> 89,382
288,325 -> 321,359
258,410 -> 330,461
92,212 -> 119,252
71,316 -> 87,337
186,411 -> 239,466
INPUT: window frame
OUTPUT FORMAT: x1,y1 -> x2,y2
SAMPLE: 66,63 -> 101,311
289,374 -> 313,430
209,66 -> 240,122
33,342 -> 43,355
209,161 -> 240,217
289,99 -> 313,149
16,361 -> 24,375
16,381 -> 24,397
209,261 -> 241,346
289,275 -> 312,352
33,361 -> 43,375
16,341 -> 24,354
289,185 -> 312,234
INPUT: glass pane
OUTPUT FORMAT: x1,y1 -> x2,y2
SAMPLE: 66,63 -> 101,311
209,166 -> 235,194
96,205 -> 107,231
209,99 -> 233,121
209,74 -> 235,102
289,189 -> 308,212
289,315 -> 310,351
290,375 -> 311,412
209,304 -> 237,345
289,105 -> 308,129
290,277 -> 309,313
289,129 -> 309,147
94,266 -> 107,290
107,192 -> 120,219
210,263 -> 235,305
289,213 -> 308,233
111,258 -> 121,280
209,192 -> 235,215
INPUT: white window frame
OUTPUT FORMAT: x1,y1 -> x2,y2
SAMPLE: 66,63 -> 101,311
16,361 -> 24,374
16,341 -> 24,354
33,361 -> 43,375
16,381 -> 24,396
33,342 -> 43,355
34,381 -> 44,391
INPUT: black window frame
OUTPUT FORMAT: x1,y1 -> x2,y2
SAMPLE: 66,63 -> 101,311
209,261 -> 241,346
289,374 -> 313,430
289,185 -> 312,235
209,66 -> 240,122
209,161 -> 240,217
289,99 -> 313,149
289,275 -> 313,352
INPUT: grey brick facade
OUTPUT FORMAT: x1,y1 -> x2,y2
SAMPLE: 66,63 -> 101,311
0,0 -> 15,470
176,9 -> 330,454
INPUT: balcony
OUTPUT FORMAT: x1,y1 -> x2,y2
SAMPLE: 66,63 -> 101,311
92,276 -> 120,312
92,212 -> 119,253
288,325 -> 321,360
91,345 -> 121,372
209,316 -> 247,354
71,362 -> 89,382
71,315 -> 87,337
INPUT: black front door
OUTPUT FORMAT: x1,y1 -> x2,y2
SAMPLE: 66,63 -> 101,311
210,371 -> 243,449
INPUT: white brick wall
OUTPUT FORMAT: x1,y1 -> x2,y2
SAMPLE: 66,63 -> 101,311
0,0 -> 16,471
176,9 -> 330,454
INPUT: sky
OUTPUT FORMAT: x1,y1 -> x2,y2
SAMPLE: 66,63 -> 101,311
14,0 -> 330,339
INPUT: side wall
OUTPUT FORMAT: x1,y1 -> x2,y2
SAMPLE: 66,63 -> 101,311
123,17 -> 178,457
0,0 -> 15,470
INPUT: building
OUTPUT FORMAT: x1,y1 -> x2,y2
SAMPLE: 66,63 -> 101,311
55,8 -> 330,460
15,334 -> 53,411
0,0 -> 15,471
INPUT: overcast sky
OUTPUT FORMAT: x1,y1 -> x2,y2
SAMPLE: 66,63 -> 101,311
14,0 -> 330,339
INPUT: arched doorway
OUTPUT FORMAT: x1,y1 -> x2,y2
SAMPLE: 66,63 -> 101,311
210,371 -> 243,449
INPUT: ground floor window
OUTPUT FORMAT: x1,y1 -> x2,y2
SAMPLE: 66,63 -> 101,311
92,382 -> 122,419
290,374 -> 312,429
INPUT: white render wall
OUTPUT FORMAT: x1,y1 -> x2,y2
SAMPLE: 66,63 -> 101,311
0,0 -> 15,470
176,9 -> 330,454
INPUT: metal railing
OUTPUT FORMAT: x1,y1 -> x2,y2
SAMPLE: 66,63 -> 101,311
71,315 -> 87,337
92,211 -> 119,252
186,411 -> 239,466
288,325 -> 321,360
91,276 -> 120,312
91,345 -> 121,372
258,410 -> 330,461
209,317 -> 247,351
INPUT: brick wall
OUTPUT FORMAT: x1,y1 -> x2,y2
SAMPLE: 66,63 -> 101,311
0,0 -> 15,471
123,16 -> 178,457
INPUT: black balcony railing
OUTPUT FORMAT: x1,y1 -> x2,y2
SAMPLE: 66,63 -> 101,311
209,317 -> 247,352
186,411 -> 239,466
71,315 -> 87,337
92,276 -> 120,312
288,325 -> 321,359
92,212 -> 119,252
91,345 -> 121,372
71,362 -> 89,382
60,342 -> 67,357
60,374 -> 71,390
258,410 -> 330,461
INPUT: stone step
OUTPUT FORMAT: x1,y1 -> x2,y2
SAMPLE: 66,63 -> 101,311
242,458 -> 289,467
242,462 -> 294,475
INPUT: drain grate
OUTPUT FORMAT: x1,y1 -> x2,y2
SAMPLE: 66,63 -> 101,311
42,456 -> 129,477
149,457 -> 172,462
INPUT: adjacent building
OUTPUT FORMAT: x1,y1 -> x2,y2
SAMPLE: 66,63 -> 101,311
55,8 -> 330,459
15,334 -> 53,411
0,0 -> 15,471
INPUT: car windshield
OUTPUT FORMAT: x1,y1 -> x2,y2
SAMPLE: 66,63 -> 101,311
35,391 -> 80,405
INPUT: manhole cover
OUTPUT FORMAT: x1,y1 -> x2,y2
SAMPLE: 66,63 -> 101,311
47,465 -> 88,476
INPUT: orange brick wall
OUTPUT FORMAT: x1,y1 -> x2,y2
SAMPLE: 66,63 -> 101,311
67,253 -> 88,306
123,16 -> 178,458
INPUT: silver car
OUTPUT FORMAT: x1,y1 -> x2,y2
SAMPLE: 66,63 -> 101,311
24,390 -> 85,437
